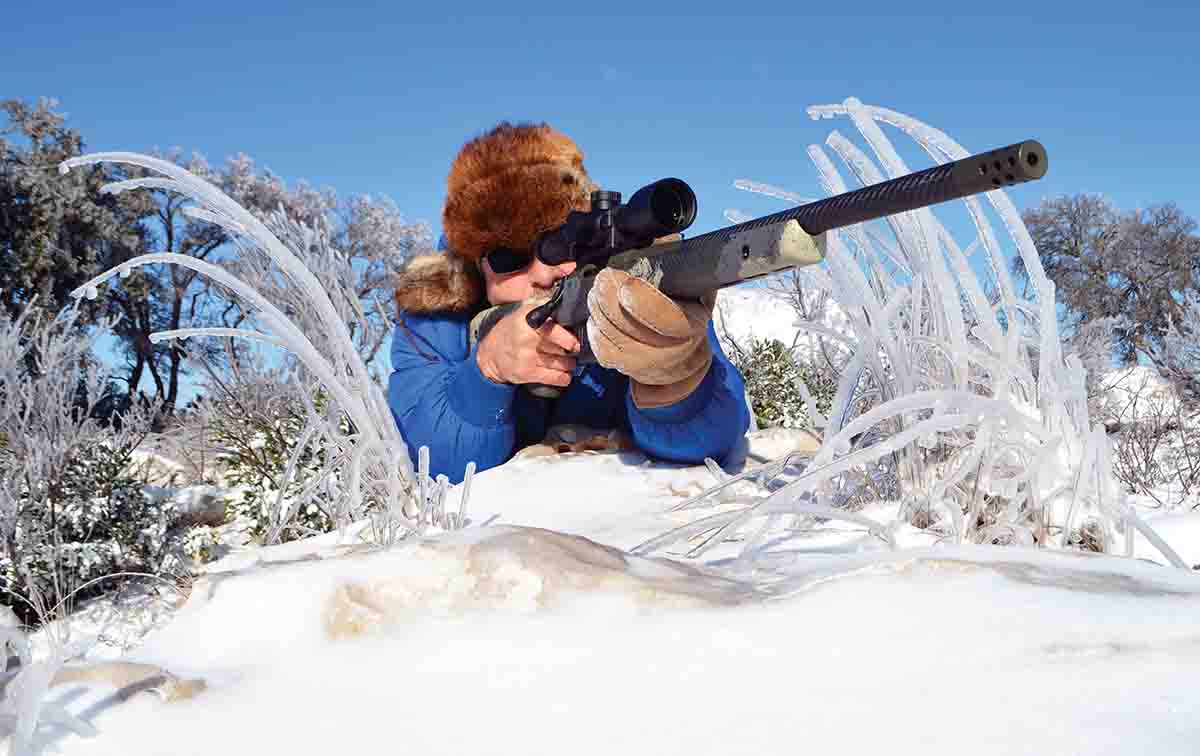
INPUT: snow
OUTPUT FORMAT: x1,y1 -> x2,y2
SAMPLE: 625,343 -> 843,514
124,450 -> 187,486
713,286 -> 800,347
714,282 -> 850,365
1133,511 -> 1200,567
15,444 -> 1200,756
1096,365 -> 1177,423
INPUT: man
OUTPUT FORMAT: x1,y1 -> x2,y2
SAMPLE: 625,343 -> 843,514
388,122 -> 749,483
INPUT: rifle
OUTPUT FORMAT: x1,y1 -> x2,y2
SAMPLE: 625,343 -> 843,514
470,139 -> 1048,398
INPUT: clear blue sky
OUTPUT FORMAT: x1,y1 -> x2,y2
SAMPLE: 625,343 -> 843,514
5,0 -> 1198,242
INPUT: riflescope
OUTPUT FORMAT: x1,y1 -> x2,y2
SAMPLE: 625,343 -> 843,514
534,178 -> 697,267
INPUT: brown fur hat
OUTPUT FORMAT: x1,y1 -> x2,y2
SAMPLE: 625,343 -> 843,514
394,122 -> 597,316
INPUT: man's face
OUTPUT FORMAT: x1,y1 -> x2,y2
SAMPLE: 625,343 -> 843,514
481,255 -> 577,305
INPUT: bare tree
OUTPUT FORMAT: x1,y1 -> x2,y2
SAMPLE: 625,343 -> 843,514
0,98 -> 148,323
1016,195 -> 1200,374
214,157 -> 432,372
102,151 -> 431,411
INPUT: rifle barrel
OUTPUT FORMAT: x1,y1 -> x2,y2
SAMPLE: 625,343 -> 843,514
611,140 -> 1048,299
735,139 -> 1045,237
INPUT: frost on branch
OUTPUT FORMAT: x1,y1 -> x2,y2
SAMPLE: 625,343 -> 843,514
0,306 -> 172,755
641,98 -> 1186,569
0,307 -> 179,626
59,153 -> 473,546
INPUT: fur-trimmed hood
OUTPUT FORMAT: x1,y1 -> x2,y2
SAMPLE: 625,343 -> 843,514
393,252 -> 485,316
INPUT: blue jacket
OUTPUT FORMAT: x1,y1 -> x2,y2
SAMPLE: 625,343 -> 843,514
387,311 -> 750,483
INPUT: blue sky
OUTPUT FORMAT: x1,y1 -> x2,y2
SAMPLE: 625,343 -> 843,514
4,0 -> 1198,398
6,0 -> 1198,241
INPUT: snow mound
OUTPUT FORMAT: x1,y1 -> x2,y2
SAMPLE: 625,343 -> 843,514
317,526 -> 757,639
15,439 -> 1200,756
1134,512 -> 1200,568
30,521 -> 1200,756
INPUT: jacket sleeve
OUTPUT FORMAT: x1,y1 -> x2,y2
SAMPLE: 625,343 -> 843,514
625,321 -> 751,465
387,313 -> 518,484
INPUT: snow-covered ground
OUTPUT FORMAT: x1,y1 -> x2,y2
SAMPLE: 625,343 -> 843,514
21,431 -> 1200,756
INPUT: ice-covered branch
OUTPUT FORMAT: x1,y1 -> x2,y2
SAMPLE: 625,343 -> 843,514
58,151 -> 472,547
652,98 -> 1185,569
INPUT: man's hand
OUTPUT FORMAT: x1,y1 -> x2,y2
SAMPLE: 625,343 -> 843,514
586,268 -> 714,409
476,302 -> 581,387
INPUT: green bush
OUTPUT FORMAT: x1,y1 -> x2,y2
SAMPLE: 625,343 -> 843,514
205,389 -> 344,543
1,442 -> 186,627
731,338 -> 837,429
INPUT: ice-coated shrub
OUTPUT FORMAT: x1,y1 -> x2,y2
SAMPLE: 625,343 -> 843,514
206,382 -> 345,542
60,151 -> 474,548
639,98 -> 1187,569
8,448 -> 186,616
182,525 -> 218,564
1100,368 -> 1200,509
0,306 -> 184,628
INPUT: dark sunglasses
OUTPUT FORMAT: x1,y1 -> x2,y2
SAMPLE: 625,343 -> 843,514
483,246 -> 533,275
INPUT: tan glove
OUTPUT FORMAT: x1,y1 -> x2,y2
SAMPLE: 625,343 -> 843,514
586,267 -> 714,409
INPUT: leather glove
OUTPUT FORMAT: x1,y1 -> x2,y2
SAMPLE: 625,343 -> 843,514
586,267 -> 714,409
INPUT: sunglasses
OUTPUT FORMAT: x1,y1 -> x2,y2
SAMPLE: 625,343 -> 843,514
483,246 -> 534,275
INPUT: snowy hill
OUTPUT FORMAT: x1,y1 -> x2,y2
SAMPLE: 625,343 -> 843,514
27,448 -> 1200,756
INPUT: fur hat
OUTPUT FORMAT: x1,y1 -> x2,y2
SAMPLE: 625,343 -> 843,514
394,122 -> 597,316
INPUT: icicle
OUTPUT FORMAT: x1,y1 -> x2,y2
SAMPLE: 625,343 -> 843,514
434,475 -> 449,528
417,446 -> 430,525
732,179 -> 815,205
456,461 -> 476,529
